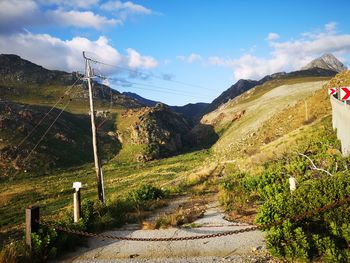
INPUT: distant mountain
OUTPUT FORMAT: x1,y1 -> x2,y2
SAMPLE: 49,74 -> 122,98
0,54 -> 142,110
0,54 -> 75,85
170,103 -> 209,120
123,91 -> 209,120
301,53 -> 347,72
203,65 -> 339,116
122,92 -> 159,107
203,79 -> 261,114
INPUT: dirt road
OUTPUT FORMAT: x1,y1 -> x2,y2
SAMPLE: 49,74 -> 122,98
59,201 -> 269,262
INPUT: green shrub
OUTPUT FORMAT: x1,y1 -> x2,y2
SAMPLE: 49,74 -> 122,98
256,173 -> 350,262
128,184 -> 165,207
220,118 -> 350,262
219,171 -> 260,212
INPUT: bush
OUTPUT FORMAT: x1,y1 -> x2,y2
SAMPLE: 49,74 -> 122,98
256,173 -> 350,262
219,171 -> 260,212
128,184 -> 165,207
0,240 -> 28,263
219,118 -> 350,262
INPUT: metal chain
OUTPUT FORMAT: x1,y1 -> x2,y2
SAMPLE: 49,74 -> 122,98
38,221 -> 258,241
38,195 -> 350,242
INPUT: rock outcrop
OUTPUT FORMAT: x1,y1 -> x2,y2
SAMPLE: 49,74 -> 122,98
302,53 -> 347,72
118,103 -> 193,161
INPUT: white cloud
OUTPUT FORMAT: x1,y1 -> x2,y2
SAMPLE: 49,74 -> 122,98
325,22 -> 337,32
266,32 -> 280,41
101,1 -> 152,15
0,0 -> 148,32
176,53 -> 202,64
0,0 -> 37,19
0,0 -> 41,33
48,9 -> 121,29
208,22 -> 350,80
126,48 -> 158,69
0,32 -> 158,73
38,0 -> 99,9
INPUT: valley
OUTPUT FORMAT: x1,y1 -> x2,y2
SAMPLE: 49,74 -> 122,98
1,53 -> 350,263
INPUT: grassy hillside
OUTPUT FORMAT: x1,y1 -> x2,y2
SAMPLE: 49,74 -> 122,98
214,71 -> 350,262
0,149 -> 211,245
0,54 -> 141,114
0,101 -> 120,176
200,76 -> 332,160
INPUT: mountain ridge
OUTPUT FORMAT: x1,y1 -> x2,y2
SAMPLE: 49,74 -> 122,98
202,57 -> 340,116
0,54 -> 142,111
301,53 -> 347,72
123,91 -> 209,119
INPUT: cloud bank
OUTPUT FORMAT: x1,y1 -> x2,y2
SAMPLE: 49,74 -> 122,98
0,0 -> 154,33
197,22 -> 350,80
0,0 -> 158,73
0,33 -> 158,73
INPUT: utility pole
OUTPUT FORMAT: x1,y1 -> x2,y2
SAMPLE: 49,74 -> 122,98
83,52 -> 105,203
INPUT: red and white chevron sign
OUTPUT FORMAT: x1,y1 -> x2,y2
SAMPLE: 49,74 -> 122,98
340,87 -> 350,100
328,88 -> 338,95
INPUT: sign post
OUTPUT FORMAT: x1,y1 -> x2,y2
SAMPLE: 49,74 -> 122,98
73,182 -> 82,223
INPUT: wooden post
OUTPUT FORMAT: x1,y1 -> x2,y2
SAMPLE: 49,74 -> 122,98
73,182 -> 82,223
25,206 -> 39,250
83,52 -> 105,203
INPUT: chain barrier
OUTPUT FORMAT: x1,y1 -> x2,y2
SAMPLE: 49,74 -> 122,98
38,195 -> 350,242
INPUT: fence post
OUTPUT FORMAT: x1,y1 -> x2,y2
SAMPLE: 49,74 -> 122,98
25,206 -> 40,250
73,182 -> 82,223
289,176 -> 297,192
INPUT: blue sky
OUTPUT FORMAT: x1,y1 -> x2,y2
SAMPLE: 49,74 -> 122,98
1,0 -> 350,105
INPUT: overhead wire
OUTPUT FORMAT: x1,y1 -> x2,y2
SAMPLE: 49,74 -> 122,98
21,84 -> 82,164
14,77 -> 82,152
92,72 -> 211,100
85,55 -> 217,92
123,85 -> 209,99
105,76 -> 211,99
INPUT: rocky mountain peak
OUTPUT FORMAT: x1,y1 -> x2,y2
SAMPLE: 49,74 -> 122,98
301,53 -> 347,72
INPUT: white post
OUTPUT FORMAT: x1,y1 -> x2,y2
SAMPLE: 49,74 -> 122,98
289,176 -> 297,192
73,182 -> 82,223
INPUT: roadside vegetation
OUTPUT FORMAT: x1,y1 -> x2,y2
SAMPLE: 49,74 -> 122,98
0,149 -> 213,262
219,116 -> 350,262
2,65 -> 350,263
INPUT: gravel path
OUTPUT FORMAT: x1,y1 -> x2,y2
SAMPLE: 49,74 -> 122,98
58,200 -> 267,262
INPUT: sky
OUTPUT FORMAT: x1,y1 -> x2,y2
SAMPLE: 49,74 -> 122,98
1,0 -> 350,106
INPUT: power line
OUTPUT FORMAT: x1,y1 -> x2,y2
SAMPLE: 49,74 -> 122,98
14,77 -> 81,152
86,56 -> 217,92
125,85 -> 210,99
21,86 -> 81,164
104,76 -> 211,99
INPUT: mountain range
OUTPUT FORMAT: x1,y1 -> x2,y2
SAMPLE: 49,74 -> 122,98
302,53 -> 347,72
0,52 -> 346,172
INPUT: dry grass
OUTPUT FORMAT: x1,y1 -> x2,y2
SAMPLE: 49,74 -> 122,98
0,150 -> 211,246
226,206 -> 259,225
210,80 -> 328,161
152,197 -> 208,229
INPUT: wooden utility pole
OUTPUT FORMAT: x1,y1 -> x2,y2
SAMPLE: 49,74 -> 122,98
83,52 -> 105,203
26,206 -> 39,250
